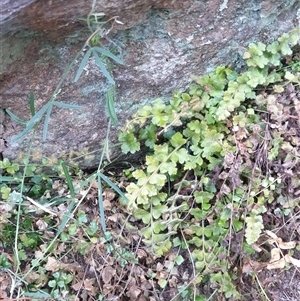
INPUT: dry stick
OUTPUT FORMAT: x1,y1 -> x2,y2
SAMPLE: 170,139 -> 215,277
116,237 -> 142,299
74,264 -> 90,300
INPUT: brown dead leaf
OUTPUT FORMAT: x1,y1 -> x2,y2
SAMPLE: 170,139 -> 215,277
91,179 -> 98,189
36,219 -> 48,230
108,213 -> 119,222
267,257 -> 286,270
103,189 -> 116,201
84,278 -> 97,295
169,275 -> 178,288
102,266 -> 115,284
127,285 -> 142,299
242,260 -> 267,273
72,280 -> 83,291
136,248 -> 147,259
103,199 -> 112,208
265,230 -> 278,239
266,230 -> 296,249
182,228 -> 194,235
102,283 -> 114,295
285,254 -> 300,267
277,240 -> 296,249
269,248 -> 281,263
45,256 -> 66,271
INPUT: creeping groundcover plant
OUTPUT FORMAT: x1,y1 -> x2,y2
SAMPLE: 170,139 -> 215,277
118,28 -> 300,299
1,27 -> 300,300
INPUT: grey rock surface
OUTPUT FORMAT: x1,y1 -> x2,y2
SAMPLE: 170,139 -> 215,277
1,0 -> 300,168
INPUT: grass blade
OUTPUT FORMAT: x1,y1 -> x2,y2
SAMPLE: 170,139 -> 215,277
29,91 -> 35,116
75,173 -> 97,192
10,122 -> 36,143
6,109 -> 27,125
53,101 -> 83,110
73,48 -> 93,82
97,174 -> 106,232
10,102 -> 52,143
56,161 -> 76,234
24,292 -> 51,298
92,49 -> 115,85
42,104 -> 53,141
93,46 -> 123,64
61,161 -> 75,199
98,172 -> 128,202
27,102 -> 52,125
106,88 -> 118,127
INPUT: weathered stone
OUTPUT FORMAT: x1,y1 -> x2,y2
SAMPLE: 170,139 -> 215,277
1,0 -> 300,168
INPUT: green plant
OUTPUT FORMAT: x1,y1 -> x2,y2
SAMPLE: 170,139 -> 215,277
6,12 -> 123,143
48,271 -> 73,300
118,28 -> 300,298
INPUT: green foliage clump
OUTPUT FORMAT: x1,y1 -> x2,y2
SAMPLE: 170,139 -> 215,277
119,28 -> 300,298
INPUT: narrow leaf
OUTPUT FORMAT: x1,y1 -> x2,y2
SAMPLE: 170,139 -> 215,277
29,102 -> 52,124
61,160 -> 75,199
97,175 -> 106,232
93,47 -> 123,64
53,101 -> 83,110
75,173 -> 97,192
11,102 -> 52,143
29,91 -> 35,116
73,48 -> 93,82
42,104 -> 53,141
92,49 -> 115,84
98,172 -> 128,202
106,88 -> 118,127
24,292 -> 51,298
11,122 -> 36,143
6,109 -> 27,125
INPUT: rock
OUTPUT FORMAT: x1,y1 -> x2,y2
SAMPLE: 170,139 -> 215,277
1,0 -> 300,169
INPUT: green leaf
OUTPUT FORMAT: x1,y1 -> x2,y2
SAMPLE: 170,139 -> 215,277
73,48 -> 93,82
194,191 -> 214,204
6,109 -> 28,125
92,49 -> 115,84
266,41 -> 279,54
42,103 -> 53,141
152,220 -> 167,233
93,47 -> 123,64
119,132 -> 140,154
243,51 -> 251,59
153,240 -> 172,256
29,91 -> 35,116
289,29 -> 300,46
170,148 -> 189,164
52,101 -> 83,110
279,41 -> 292,55
98,172 -> 128,203
248,42 -> 266,56
170,132 -> 186,148
105,87 -> 118,127
61,160 -> 75,199
245,214 -> 264,245
134,208 -> 151,223
284,71 -> 299,83
11,102 -> 52,143
152,204 -> 168,219
158,278 -> 167,288
149,173 -> 167,186
159,161 -> 177,175
48,280 -> 57,288
175,255 -> 184,265
139,123 -> 157,148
